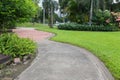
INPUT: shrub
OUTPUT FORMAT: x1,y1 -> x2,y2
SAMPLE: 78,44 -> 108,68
0,33 -> 36,58
92,9 -> 113,26
58,23 -> 120,31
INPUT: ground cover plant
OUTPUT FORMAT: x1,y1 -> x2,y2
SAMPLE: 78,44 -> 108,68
18,23 -> 120,80
0,33 -> 36,58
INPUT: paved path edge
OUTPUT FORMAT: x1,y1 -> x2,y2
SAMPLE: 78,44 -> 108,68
76,47 -> 114,80
15,31 -> 114,80
44,33 -> 114,80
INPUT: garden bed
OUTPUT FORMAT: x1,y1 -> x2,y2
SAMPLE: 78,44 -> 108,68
0,54 -> 11,64
0,33 -> 37,80
0,52 -> 36,80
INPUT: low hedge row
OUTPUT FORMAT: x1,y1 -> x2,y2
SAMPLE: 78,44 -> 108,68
58,23 -> 120,31
0,33 -> 36,58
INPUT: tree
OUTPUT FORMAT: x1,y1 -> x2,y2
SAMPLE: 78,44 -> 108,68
58,0 -> 118,25
65,0 -> 90,23
32,0 -> 42,23
42,0 -> 58,28
111,2 -> 120,11
0,0 -> 38,30
59,0 -> 68,17
89,0 -> 93,26
42,0 -> 48,24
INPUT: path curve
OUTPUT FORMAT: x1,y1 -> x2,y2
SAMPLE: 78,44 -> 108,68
13,28 -> 52,42
13,28 -> 114,80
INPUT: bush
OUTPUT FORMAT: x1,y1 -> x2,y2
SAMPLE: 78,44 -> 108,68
58,23 -> 120,31
93,9 -> 112,25
0,33 -> 36,58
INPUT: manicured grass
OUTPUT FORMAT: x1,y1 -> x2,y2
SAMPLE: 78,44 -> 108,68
18,23 -> 120,80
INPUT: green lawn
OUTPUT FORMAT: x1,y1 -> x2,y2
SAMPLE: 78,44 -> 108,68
17,23 -> 120,80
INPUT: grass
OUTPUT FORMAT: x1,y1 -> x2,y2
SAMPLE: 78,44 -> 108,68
17,22 -> 120,80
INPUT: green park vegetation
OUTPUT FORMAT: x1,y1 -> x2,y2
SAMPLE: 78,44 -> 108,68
58,23 -> 120,31
18,22 -> 120,80
1,0 -> 120,80
0,0 -> 39,30
0,33 -> 36,58
0,0 -> 39,59
0,1 -> 38,78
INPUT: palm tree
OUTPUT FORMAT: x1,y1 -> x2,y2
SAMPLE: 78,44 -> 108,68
64,0 -> 91,23
89,0 -> 113,26
59,0 -> 114,24
42,0 -> 58,28
59,0 -> 68,22
42,0 -> 47,24
89,0 -> 93,26
59,0 -> 63,17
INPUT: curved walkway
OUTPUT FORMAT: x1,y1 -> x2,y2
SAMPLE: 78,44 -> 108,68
14,28 -> 114,80
13,27 -> 52,42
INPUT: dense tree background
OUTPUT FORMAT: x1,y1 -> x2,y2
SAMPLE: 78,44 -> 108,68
0,0 -> 39,30
58,0 -> 120,25
0,0 -> 120,29
42,0 -> 58,28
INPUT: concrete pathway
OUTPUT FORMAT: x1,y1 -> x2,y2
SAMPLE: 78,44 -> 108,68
14,28 -> 114,80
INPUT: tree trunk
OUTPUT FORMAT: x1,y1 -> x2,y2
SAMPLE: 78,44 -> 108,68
49,6 -> 53,28
59,7 -> 62,18
89,0 -> 93,26
96,0 -> 100,10
43,9 -> 45,24
51,6 -> 53,27
102,0 -> 106,11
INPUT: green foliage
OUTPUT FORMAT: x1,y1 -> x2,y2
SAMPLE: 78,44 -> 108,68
58,23 -> 119,31
42,0 -> 58,27
0,0 -> 38,30
58,0 -> 120,24
17,22 -> 120,79
17,22 -> 48,28
36,24 -> 120,80
111,2 -> 120,12
0,33 -> 36,58
93,9 -> 113,25
66,0 -> 90,23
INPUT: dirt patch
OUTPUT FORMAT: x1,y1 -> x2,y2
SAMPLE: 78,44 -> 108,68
12,28 -> 52,42
0,53 -> 36,80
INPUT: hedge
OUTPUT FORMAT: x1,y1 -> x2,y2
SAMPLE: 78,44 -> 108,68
58,23 -> 120,31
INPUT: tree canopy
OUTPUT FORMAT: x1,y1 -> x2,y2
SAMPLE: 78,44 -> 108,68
0,0 -> 38,29
42,0 -> 58,27
59,0 -> 120,24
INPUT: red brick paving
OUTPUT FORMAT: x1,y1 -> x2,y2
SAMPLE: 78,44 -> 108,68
12,28 -> 52,42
